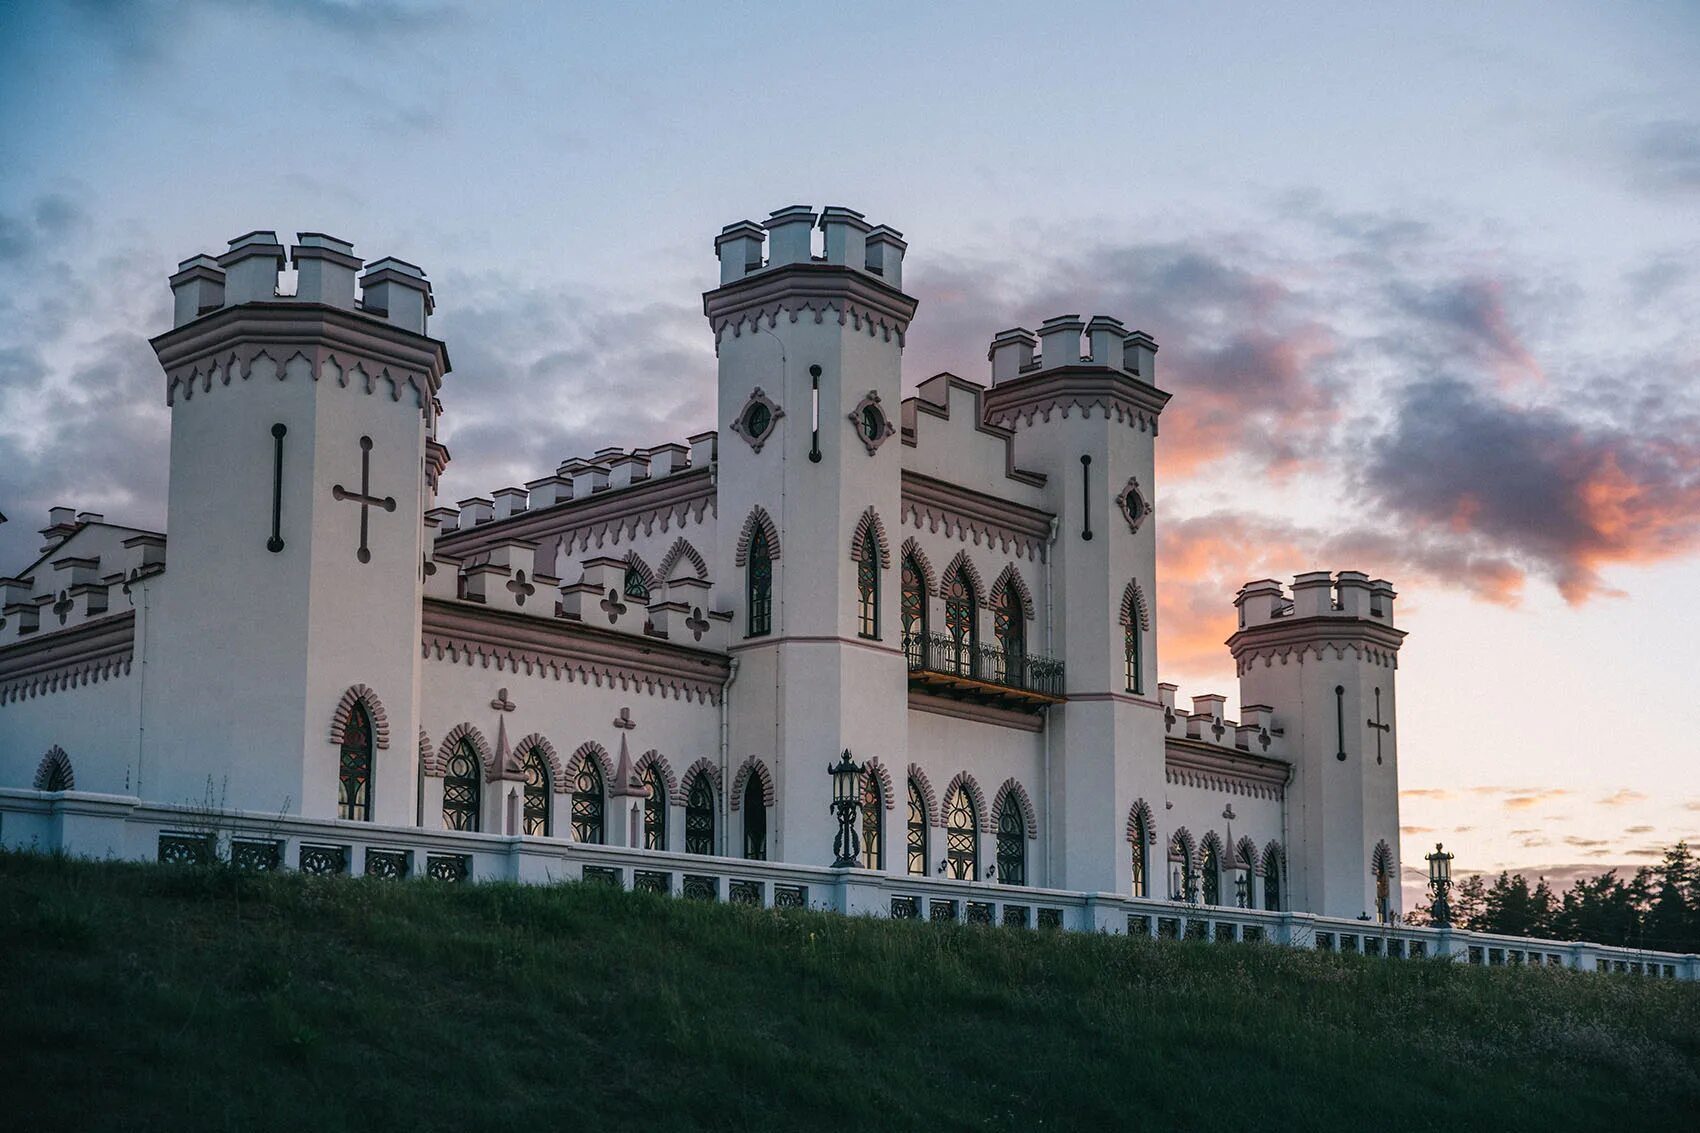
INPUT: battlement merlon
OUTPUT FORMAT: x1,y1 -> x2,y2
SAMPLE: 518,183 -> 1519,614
979,315 -> 1169,432
1227,571 -> 1405,667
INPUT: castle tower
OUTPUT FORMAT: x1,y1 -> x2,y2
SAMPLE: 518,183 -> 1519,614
705,206 -> 917,864
142,231 -> 448,822
980,319 -> 1170,893
1229,572 -> 1405,920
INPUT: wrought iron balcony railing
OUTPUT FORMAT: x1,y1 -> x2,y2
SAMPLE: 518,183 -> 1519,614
903,632 -> 1065,701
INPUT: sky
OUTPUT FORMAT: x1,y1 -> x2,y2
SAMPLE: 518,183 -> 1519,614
1,1 -> 1697,894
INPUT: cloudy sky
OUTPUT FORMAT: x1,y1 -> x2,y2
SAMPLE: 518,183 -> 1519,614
2,1 -> 1697,889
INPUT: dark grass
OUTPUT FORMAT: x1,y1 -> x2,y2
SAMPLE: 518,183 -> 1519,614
1,852 -> 1697,1131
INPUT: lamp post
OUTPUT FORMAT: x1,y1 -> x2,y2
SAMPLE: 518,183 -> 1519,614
829,750 -> 864,868
1426,842 -> 1454,927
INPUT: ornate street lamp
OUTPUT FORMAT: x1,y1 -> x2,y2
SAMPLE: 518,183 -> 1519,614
1425,842 -> 1454,927
829,750 -> 864,868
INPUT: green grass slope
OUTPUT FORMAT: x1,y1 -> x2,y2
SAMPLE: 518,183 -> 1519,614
1,851 -> 1696,1131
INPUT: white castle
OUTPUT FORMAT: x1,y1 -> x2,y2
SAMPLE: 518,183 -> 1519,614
0,207 -> 1409,924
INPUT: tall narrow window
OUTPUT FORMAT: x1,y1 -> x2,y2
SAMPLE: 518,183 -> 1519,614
1169,832 -> 1193,901
624,563 -> 650,603
860,772 -> 883,870
995,795 -> 1025,886
994,586 -> 1024,683
1373,840 -> 1394,924
857,539 -> 880,639
1124,621 -> 1142,694
443,740 -> 481,832
944,786 -> 978,880
685,777 -> 715,855
1263,846 -> 1282,912
338,702 -> 373,822
747,528 -> 773,637
572,759 -> 605,844
642,765 -> 667,850
943,571 -> 977,677
901,554 -> 927,666
907,777 -> 928,876
521,747 -> 550,837
1202,841 -> 1221,905
1130,813 -> 1149,898
742,774 -> 767,860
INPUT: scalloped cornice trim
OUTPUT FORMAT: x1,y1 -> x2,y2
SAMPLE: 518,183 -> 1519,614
900,471 -> 1053,563
0,611 -> 135,705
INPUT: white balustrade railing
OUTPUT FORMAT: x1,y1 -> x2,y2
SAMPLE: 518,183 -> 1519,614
2,788 -> 1694,980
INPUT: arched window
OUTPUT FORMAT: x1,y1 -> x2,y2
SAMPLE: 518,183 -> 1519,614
1201,840 -> 1221,905
994,586 -> 1024,684
1130,813 -> 1149,898
944,786 -> 978,880
747,527 -> 773,637
1373,840 -> 1394,923
521,746 -> 551,837
943,571 -> 978,676
338,702 -> 374,822
742,773 -> 767,860
624,563 -> 650,602
906,777 -> 928,876
1169,832 -> 1195,901
443,740 -> 481,832
901,553 -> 927,666
642,765 -> 667,850
572,759 -> 605,844
857,539 -> 881,640
1263,845 -> 1283,911
860,772 -> 883,869
685,776 -> 715,855
1124,621 -> 1142,694
995,795 -> 1025,886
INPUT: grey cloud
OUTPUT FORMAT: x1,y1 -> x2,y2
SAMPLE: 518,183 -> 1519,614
1629,119 -> 1700,195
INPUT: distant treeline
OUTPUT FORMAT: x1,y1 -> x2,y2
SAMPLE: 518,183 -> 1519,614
1404,842 -> 1699,953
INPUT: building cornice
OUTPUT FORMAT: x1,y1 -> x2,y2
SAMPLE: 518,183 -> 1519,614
421,598 -> 729,705
900,470 -> 1055,563
907,690 -> 1045,733
979,366 -> 1172,434
150,302 -> 450,415
1164,736 -> 1290,801
1226,615 -> 1407,675
702,262 -> 920,351
437,467 -> 716,559
0,611 -> 135,705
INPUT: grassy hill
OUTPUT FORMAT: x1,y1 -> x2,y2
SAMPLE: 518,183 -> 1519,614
2,851 -> 1697,1131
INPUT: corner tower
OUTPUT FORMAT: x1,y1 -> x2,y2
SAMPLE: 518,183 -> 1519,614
142,231 -> 448,821
705,206 -> 917,864
1229,572 -> 1405,920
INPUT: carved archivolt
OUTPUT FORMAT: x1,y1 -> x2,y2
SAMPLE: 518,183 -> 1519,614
989,563 -> 1035,621
1120,579 -> 1151,632
943,770 -> 991,832
633,750 -> 679,804
849,506 -> 893,567
734,506 -> 782,567
899,538 -> 936,596
863,756 -> 896,811
33,745 -> 75,791
1168,826 -> 1196,863
1263,840 -> 1287,875
329,684 -> 391,750
939,550 -> 986,599
563,741 -> 615,786
623,551 -> 658,594
907,764 -> 938,825
992,778 -> 1037,839
430,723 -> 492,778
681,756 -> 722,799
1197,830 -> 1226,872
1236,835 -> 1261,872
730,756 -> 775,809
657,537 -> 708,582
513,733 -> 568,793
1125,798 -> 1157,845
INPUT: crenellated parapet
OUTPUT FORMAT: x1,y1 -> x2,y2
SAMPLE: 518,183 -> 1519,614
980,314 -> 1168,433
1228,571 -> 1404,675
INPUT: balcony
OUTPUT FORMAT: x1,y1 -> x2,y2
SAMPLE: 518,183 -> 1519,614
903,632 -> 1065,710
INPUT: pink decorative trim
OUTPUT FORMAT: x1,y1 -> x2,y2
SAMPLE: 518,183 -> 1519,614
418,727 -> 432,768
430,723 -> 492,778
1168,826 -> 1195,862
681,756 -> 722,797
1125,798 -> 1157,845
624,551 -> 658,594
1236,835 -> 1261,872
657,537 -> 708,582
329,684 -> 391,750
1263,840 -> 1286,873
1372,838 -> 1394,877
1119,579 -> 1151,631
862,756 -> 896,811
942,770 -> 991,832
563,740 -> 614,785
989,563 -> 1035,621
940,550 -> 985,600
729,756 -> 774,810
734,506 -> 782,567
991,777 -> 1037,839
633,749 -> 679,804
1197,829 -> 1226,872
899,538 -> 936,595
849,506 -> 893,567
907,764 -> 938,824
513,733 -> 567,793
32,745 -> 74,791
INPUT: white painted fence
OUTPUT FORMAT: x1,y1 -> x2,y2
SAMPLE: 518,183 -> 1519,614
3,788 -> 1694,980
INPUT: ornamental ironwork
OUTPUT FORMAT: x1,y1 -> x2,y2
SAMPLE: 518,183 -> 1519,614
890,895 -> 919,920
634,870 -> 670,894
426,853 -> 469,883
772,884 -> 806,909
231,839 -> 281,872
299,844 -> 348,875
573,760 -> 605,845
944,787 -> 978,881
642,765 -> 667,850
365,848 -> 409,879
339,702 -> 373,822
582,865 -> 621,888
929,899 -> 956,923
522,748 -> 551,837
903,632 -> 1064,698
966,901 -> 994,926
683,875 -> 717,901
443,741 -> 482,832
859,773 -> 882,870
995,798 -> 1025,886
1128,914 -> 1151,937
906,778 -> 928,877
685,777 -> 715,855
728,879 -> 762,906
158,833 -> 214,866
1003,905 -> 1030,929
1037,908 -> 1063,930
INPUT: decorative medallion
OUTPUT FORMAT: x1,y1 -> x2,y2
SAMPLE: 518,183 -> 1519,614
1115,476 -> 1151,534
846,389 -> 895,455
730,387 -> 784,453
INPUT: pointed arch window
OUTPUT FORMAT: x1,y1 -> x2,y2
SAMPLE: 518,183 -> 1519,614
521,746 -> 551,837
1124,621 -> 1143,695
572,759 -> 605,844
1201,841 -> 1221,906
747,527 -> 773,638
860,773 -> 883,870
1373,840 -> 1394,924
943,572 -> 978,676
642,765 -> 667,850
1263,846 -> 1283,912
338,702 -> 374,822
1169,832 -> 1194,901
907,777 -> 928,877
995,796 -> 1025,886
685,777 -> 715,855
994,586 -> 1024,682
901,554 -> 927,666
624,564 -> 650,603
944,786 -> 978,880
742,774 -> 767,860
857,540 -> 880,640
443,741 -> 481,832
1130,813 -> 1149,898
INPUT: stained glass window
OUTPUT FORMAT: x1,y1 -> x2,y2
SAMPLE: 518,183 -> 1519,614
747,527 -> 772,637
944,786 -> 977,880
573,759 -> 605,844
994,586 -> 1024,683
1263,846 -> 1282,911
1202,841 -> 1221,905
860,772 -> 882,870
907,778 -> 928,876
338,702 -> 373,822
443,740 -> 481,832
1124,621 -> 1142,694
857,540 -> 880,639
901,555 -> 926,665
624,564 -> 650,602
642,764 -> 667,850
1130,814 -> 1148,898
944,571 -> 977,676
996,796 -> 1025,886
685,777 -> 715,855
742,773 -> 766,860
522,747 -> 550,837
